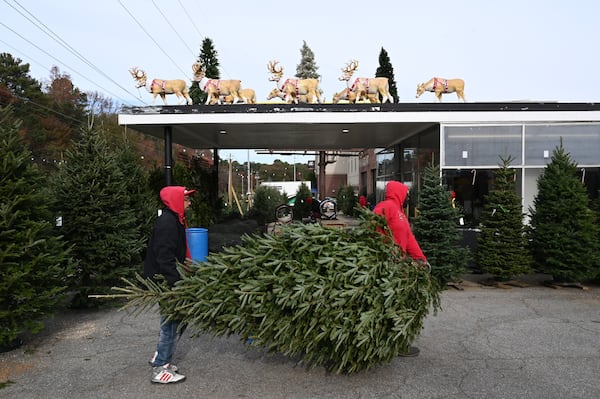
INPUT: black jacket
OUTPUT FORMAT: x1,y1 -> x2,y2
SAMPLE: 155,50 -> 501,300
143,208 -> 187,286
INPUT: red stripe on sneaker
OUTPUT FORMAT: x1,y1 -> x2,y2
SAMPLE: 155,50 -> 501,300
159,372 -> 172,382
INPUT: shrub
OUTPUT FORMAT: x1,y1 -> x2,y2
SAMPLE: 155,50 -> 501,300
336,186 -> 357,216
249,185 -> 288,226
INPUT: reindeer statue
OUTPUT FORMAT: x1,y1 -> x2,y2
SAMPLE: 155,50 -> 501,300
332,83 -> 378,104
338,60 -> 394,103
416,77 -> 466,102
191,63 -> 242,105
129,67 -> 192,105
266,87 -> 311,103
267,60 -> 322,104
210,88 -> 257,105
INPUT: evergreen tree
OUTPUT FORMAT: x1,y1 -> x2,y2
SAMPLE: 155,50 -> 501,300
114,139 -> 156,251
249,185 -> 288,226
0,53 -> 52,164
51,126 -> 145,307
475,156 -> 533,280
375,47 -> 399,102
336,185 -> 357,216
109,210 -> 441,374
190,38 -> 220,105
0,106 -> 74,348
295,41 -> 320,79
528,141 -> 600,283
413,162 -> 470,286
293,182 -> 312,220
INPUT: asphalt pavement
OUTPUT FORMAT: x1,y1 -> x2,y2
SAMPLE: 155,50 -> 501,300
1,277 -> 599,399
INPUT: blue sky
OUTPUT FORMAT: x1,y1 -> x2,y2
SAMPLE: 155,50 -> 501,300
2,0 -> 598,162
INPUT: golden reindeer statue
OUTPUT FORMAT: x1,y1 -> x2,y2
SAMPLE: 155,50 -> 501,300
266,87 -> 313,103
416,77 -> 466,102
267,60 -> 321,104
210,88 -> 257,105
337,60 -> 394,103
192,63 -> 242,105
129,67 -> 192,105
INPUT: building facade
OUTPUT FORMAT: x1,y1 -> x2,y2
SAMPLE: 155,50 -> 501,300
376,121 -> 600,226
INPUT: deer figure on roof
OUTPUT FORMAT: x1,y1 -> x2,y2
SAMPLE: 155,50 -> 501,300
267,60 -> 322,104
335,60 -> 394,103
128,67 -> 192,105
209,88 -> 257,105
416,77 -> 466,102
192,62 -> 242,105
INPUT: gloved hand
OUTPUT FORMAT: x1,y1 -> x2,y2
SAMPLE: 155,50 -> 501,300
413,259 -> 432,273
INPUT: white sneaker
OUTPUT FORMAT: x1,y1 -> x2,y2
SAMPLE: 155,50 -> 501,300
151,365 -> 186,384
148,352 -> 178,372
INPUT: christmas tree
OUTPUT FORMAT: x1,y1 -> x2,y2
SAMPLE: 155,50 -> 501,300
475,156 -> 533,281
528,142 -> 600,283
413,162 -> 470,286
109,210 -> 441,374
0,106 -> 74,348
51,126 -> 145,307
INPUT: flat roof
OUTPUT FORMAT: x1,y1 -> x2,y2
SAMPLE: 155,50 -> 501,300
118,102 -> 600,150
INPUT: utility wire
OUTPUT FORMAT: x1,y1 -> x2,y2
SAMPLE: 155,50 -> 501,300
0,21 -> 144,106
177,0 -> 204,42
3,0 -> 143,104
152,0 -> 196,58
173,0 -> 233,79
118,0 -> 189,77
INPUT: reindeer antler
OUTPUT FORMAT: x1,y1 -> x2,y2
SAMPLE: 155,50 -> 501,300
129,66 -> 144,79
268,60 -> 283,74
339,60 -> 359,81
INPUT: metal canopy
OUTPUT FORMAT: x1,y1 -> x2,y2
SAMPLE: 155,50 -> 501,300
118,102 -> 600,151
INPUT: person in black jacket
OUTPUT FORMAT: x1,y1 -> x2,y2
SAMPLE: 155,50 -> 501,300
143,185 -> 195,384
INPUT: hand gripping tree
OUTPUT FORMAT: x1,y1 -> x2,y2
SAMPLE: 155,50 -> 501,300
412,162 -> 470,287
528,141 -> 600,284
475,156 -> 533,283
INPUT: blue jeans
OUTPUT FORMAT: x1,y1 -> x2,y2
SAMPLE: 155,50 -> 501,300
151,316 -> 180,367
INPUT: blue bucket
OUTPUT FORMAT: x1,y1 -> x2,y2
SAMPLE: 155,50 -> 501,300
186,228 -> 208,262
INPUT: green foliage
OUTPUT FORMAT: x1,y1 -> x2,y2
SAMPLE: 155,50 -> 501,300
249,185 -> 288,226
190,38 -> 220,105
413,162 -> 470,285
114,141 -> 156,252
476,156 -> 533,280
293,183 -> 312,220
112,209 -> 441,374
1,52 -> 85,168
50,126 -> 145,307
375,47 -> 399,102
528,142 -> 600,282
295,41 -> 320,79
0,106 -> 74,347
336,186 -> 357,216
148,161 -> 221,227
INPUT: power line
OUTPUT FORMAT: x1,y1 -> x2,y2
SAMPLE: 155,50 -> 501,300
0,20 -> 143,106
152,0 -> 196,58
118,0 -> 189,78
177,0 -> 204,42
3,0 -> 143,105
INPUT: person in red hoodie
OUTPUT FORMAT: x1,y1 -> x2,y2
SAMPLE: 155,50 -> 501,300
373,181 -> 428,357
143,186 -> 195,384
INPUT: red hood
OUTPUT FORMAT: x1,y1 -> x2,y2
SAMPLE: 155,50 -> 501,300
385,181 -> 409,207
160,186 -> 188,225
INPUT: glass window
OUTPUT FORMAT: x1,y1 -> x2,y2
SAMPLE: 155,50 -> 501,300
444,125 -> 522,167
525,124 -> 600,166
